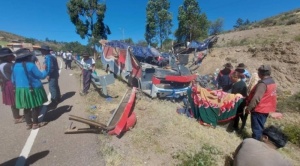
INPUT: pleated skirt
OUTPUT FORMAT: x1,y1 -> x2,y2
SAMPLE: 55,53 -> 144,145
1,81 -> 15,106
15,87 -> 48,109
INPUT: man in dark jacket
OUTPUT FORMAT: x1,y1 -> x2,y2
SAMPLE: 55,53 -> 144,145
246,65 -> 277,140
39,45 -> 61,105
217,62 -> 233,92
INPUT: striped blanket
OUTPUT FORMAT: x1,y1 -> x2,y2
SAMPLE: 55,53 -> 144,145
187,83 -> 244,127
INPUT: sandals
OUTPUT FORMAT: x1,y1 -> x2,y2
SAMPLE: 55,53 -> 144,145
26,124 -> 32,130
26,122 -> 48,130
14,116 -> 25,124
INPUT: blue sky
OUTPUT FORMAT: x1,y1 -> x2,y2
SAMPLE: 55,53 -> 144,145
0,0 -> 299,45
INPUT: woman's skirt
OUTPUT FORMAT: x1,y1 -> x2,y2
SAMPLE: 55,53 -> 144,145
15,87 -> 48,109
1,81 -> 16,106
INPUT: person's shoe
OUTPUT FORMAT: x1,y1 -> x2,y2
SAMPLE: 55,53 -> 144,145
32,124 -> 39,130
14,116 -> 25,124
26,124 -> 32,130
80,91 -> 87,96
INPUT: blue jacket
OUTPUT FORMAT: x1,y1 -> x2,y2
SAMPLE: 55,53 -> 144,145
12,62 -> 47,88
44,54 -> 59,78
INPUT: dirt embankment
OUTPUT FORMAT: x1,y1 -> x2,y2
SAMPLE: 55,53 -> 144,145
198,24 -> 300,94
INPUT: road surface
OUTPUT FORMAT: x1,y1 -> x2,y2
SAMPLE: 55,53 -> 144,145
0,57 -> 105,166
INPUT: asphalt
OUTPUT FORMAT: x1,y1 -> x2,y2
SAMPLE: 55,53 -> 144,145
0,57 -> 105,166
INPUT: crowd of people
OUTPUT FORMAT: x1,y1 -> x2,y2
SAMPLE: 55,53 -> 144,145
0,46 -> 96,130
214,62 -> 290,165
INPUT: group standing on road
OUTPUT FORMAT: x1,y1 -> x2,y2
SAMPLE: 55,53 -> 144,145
0,45 -> 62,130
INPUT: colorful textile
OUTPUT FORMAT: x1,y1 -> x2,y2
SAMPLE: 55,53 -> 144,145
1,81 -> 15,106
188,84 -> 244,126
15,87 -> 47,109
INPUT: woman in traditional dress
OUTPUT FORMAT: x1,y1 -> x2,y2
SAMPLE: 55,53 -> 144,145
12,49 -> 48,130
0,48 -> 23,124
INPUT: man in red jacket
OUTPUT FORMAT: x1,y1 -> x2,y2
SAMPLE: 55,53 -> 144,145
246,65 -> 277,140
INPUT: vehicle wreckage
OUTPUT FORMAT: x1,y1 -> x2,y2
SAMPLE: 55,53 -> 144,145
99,40 -> 198,99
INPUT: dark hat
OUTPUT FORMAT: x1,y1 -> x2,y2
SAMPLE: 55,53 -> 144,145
15,48 -> 33,60
236,63 -> 247,69
263,125 -> 287,148
82,53 -> 90,57
39,45 -> 52,51
258,65 -> 271,71
223,63 -> 233,69
0,48 -> 14,58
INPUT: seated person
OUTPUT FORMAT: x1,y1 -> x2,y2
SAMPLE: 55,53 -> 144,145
234,125 -> 291,166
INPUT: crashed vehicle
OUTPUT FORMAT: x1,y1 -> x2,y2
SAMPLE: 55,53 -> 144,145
99,40 -> 196,99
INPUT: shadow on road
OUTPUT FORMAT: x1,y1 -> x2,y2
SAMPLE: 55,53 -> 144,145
60,91 -> 76,102
0,150 -> 49,166
44,105 -> 73,122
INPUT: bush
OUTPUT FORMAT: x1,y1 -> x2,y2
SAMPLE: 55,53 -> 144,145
294,35 -> 300,42
283,124 -> 300,147
277,92 -> 300,112
95,59 -> 103,69
173,144 -> 221,166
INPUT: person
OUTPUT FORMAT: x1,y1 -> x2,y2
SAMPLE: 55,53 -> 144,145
80,53 -> 95,96
16,48 -> 41,69
39,45 -> 61,105
233,125 -> 291,166
246,65 -> 277,140
216,62 -> 233,92
62,51 -> 67,69
0,48 -> 24,124
12,49 -> 48,130
230,71 -> 248,131
65,50 -> 73,70
235,63 -> 251,82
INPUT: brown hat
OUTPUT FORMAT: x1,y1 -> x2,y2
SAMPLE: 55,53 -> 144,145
223,63 -> 233,69
258,65 -> 271,71
236,63 -> 247,69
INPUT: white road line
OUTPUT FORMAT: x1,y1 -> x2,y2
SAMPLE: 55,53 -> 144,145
16,58 -> 63,166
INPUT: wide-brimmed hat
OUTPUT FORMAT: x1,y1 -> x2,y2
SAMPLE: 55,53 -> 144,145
15,48 -> 33,60
0,48 -> 14,58
39,45 -> 52,51
236,63 -> 247,69
257,65 -> 271,71
223,62 -> 233,69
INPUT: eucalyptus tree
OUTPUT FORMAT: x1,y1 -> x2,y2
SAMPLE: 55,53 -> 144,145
145,0 -> 172,48
175,0 -> 209,45
67,0 -> 110,59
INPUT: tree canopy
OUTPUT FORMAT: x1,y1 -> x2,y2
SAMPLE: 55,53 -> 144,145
67,0 -> 111,42
145,0 -> 172,48
209,18 -> 224,35
175,0 -> 209,44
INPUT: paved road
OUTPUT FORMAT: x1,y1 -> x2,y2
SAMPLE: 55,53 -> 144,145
0,57 -> 104,166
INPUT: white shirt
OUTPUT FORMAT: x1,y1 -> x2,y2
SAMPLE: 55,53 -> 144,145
66,52 -> 72,60
81,58 -> 95,70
